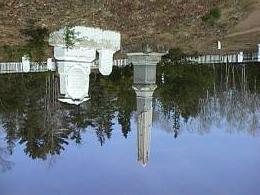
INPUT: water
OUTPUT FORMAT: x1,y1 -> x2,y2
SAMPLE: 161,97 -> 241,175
0,63 -> 260,195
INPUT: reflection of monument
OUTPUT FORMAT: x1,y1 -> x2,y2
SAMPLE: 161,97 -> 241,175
133,84 -> 157,167
49,26 -> 121,105
57,61 -> 91,105
130,52 -> 162,166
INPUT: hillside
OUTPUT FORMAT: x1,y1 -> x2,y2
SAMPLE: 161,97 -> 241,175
222,0 -> 260,52
0,0 -> 259,54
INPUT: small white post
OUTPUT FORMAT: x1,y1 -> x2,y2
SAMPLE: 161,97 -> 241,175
217,41 -> 221,50
47,58 -> 56,71
22,55 -> 30,72
238,52 -> 244,63
257,44 -> 260,62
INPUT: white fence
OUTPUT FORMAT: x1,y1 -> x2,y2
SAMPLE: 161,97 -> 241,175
0,62 -> 49,74
0,63 -> 23,73
113,59 -> 129,67
0,58 -> 130,74
186,52 -> 260,64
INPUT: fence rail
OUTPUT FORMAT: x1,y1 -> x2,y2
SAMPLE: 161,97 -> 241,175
186,52 -> 260,64
0,62 -> 49,74
0,59 -> 130,74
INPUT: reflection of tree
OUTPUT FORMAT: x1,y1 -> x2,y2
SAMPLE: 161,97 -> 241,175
87,67 -> 134,143
0,146 -> 13,172
19,126 -> 70,160
88,74 -> 116,145
155,62 -> 215,131
1,22 -> 48,62
113,66 -> 135,138
0,148 -> 12,171
156,62 -> 260,136
85,66 -> 135,144
195,64 -> 260,135
0,66 -> 136,159
172,106 -> 180,138
2,114 -> 17,154
0,61 -> 259,161
0,73 -> 72,160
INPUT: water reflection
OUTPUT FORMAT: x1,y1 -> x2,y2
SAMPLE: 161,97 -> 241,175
50,26 -> 121,105
0,63 -> 259,163
130,52 -> 160,166
193,64 -> 260,134
0,49 -> 259,168
0,143 -> 13,172
156,62 -> 260,136
1,24 -> 260,194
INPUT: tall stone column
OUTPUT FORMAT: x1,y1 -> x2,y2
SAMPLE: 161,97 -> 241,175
130,52 -> 162,166
133,85 -> 157,167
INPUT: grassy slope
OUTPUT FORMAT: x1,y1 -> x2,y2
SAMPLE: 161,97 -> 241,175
222,0 -> 260,52
0,0 -> 258,54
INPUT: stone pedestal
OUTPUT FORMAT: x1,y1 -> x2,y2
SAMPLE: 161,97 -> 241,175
128,52 -> 162,85
54,47 -> 96,62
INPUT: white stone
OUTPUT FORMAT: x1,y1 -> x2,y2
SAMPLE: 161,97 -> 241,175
50,26 -> 122,105
54,47 -> 96,62
57,61 -> 91,105
49,26 -> 121,51
98,49 -> 115,75
217,41 -> 221,50
127,52 -> 165,66
238,52 -> 244,63
67,66 -> 89,100
47,58 -> 56,71
58,97 -> 90,105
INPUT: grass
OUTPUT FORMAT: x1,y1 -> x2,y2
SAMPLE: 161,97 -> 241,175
64,26 -> 76,49
1,22 -> 49,62
202,7 -> 221,26
161,47 -> 186,64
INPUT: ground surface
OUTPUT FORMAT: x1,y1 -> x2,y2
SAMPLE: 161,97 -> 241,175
222,0 -> 260,52
0,0 -> 259,55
